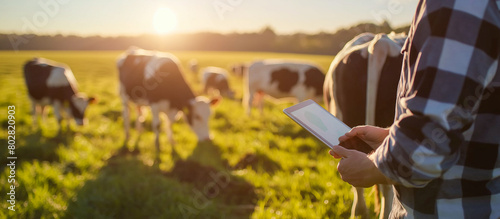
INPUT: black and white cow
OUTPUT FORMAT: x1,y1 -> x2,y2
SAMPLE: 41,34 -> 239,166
229,63 -> 247,77
23,57 -> 95,129
201,66 -> 235,99
323,32 -> 406,219
244,60 -> 324,115
117,48 -> 219,153
189,59 -> 198,74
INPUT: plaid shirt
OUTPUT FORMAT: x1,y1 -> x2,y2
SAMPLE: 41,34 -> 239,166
372,0 -> 500,218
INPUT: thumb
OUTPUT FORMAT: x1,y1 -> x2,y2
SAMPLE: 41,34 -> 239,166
331,145 -> 353,158
339,126 -> 363,142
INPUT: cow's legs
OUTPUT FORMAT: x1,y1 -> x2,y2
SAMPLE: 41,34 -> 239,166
379,184 -> 393,219
122,101 -> 131,142
203,84 -> 209,95
31,102 -> 39,126
52,101 -> 64,131
135,106 -> 145,133
352,186 -> 369,219
151,106 -> 162,153
243,73 -> 252,115
40,105 -> 47,122
165,110 -> 178,146
243,91 -> 254,115
255,91 -> 265,115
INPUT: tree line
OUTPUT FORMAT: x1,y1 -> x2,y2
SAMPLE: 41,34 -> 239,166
0,22 -> 410,55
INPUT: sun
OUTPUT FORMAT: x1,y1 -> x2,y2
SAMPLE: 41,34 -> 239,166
153,7 -> 178,35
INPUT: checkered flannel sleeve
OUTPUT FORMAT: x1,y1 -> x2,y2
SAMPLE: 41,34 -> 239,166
372,0 -> 500,188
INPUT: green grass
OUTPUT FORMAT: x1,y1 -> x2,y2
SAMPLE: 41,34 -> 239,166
0,50 -> 377,218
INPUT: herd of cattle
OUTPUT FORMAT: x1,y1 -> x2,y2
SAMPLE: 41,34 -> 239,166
23,32 -> 407,219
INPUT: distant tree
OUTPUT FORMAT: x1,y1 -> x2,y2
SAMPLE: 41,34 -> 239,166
0,22 -> 409,55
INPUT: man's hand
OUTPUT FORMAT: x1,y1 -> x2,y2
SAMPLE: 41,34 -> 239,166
329,145 -> 391,188
339,125 -> 390,150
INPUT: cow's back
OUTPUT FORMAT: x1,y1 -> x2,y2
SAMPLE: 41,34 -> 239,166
118,54 -> 151,101
204,73 -> 230,92
118,51 -> 195,110
248,60 -> 324,99
326,33 -> 404,128
304,66 -> 324,97
202,67 -> 229,88
24,60 -> 53,100
375,54 -> 403,127
23,58 -> 77,102
334,49 -> 369,127
324,33 -> 375,116
154,59 -> 196,108
334,48 -> 401,128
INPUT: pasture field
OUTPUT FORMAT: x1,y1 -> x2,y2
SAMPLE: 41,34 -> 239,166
0,50 -> 376,218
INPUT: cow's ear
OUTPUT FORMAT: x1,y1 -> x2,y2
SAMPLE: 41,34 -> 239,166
210,96 -> 221,107
88,96 -> 97,104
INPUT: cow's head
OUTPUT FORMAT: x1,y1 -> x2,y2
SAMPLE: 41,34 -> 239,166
70,94 -> 97,126
186,96 -> 220,141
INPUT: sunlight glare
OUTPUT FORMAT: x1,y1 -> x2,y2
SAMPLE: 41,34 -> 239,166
153,7 -> 178,35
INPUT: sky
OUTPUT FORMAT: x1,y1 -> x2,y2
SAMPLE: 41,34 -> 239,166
0,0 -> 418,36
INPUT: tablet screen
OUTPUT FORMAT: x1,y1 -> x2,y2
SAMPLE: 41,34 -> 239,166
284,100 -> 351,148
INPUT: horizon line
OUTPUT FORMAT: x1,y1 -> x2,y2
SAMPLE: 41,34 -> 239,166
0,21 -> 411,38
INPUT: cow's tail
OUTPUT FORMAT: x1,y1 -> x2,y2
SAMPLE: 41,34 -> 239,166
323,85 -> 331,111
323,68 -> 333,112
374,185 -> 381,216
242,63 -> 252,114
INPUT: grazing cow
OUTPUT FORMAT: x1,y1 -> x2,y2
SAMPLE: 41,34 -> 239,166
229,63 -> 247,77
243,60 -> 324,115
201,66 -> 235,99
323,32 -> 406,219
189,59 -> 198,74
23,57 -> 95,130
117,48 -> 219,153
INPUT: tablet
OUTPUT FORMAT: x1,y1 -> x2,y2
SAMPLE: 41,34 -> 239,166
283,99 -> 373,154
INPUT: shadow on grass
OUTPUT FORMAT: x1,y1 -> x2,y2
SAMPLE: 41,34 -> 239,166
274,122 -> 312,139
65,154 -> 199,218
0,128 -> 74,172
65,141 -> 257,218
231,152 -> 281,174
117,134 -> 182,164
165,141 -> 257,218
101,109 -> 122,122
